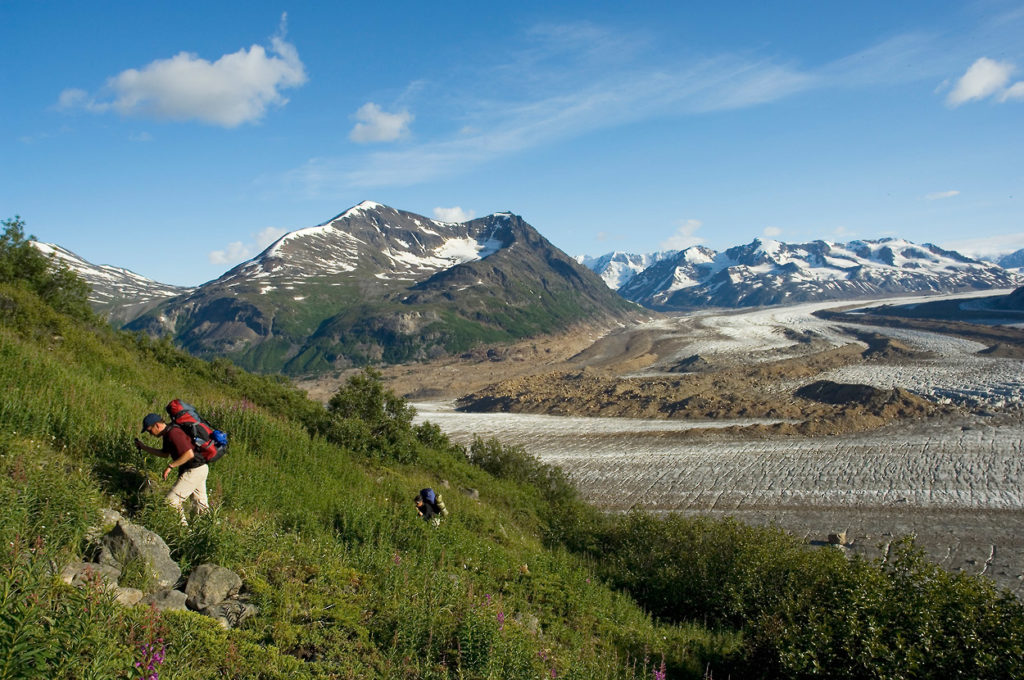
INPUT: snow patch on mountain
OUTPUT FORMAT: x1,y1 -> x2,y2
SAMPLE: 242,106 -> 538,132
31,241 -> 191,306
576,250 -> 679,289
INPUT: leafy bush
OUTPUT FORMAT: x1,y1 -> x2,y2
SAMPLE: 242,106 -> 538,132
582,511 -> 1024,679
324,368 -> 420,463
467,436 -> 577,505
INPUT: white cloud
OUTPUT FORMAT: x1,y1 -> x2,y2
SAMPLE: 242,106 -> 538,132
209,241 -> 249,265
1000,81 -> 1024,101
941,232 -> 1024,259
660,219 -> 705,251
208,226 -> 287,265
947,57 -> 1014,106
831,225 -> 853,240
763,226 -> 782,237
255,226 -> 288,248
925,190 -> 960,200
59,15 -> 306,127
349,103 -> 414,143
433,206 -> 474,223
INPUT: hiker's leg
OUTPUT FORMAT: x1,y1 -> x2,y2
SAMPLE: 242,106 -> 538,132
166,466 -> 206,524
165,483 -> 189,525
190,465 -> 210,514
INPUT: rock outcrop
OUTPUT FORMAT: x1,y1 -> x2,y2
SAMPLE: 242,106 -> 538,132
61,510 -> 257,629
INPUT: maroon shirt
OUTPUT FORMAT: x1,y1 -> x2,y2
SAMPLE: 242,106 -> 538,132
161,425 -> 204,470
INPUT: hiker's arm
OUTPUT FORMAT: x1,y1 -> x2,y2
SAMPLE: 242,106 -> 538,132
162,449 -> 195,480
135,438 -> 165,456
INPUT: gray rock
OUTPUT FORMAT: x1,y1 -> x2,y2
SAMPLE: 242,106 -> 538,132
461,487 -> 480,500
201,598 -> 258,629
100,519 -> 181,591
115,587 -> 145,606
140,589 -> 188,612
185,564 -> 242,611
60,561 -> 121,591
84,508 -> 123,544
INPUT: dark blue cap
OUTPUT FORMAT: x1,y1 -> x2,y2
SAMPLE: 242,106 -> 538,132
141,413 -> 162,432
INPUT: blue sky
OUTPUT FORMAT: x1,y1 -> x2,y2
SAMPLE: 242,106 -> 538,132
3,1 -> 1023,286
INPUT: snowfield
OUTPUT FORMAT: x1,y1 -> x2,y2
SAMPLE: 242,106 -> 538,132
414,291 -> 1024,595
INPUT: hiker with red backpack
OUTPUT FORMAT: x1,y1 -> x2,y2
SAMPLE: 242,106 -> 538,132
134,400 -> 228,525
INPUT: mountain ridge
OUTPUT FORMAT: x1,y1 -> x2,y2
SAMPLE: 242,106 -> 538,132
590,237 -> 1023,309
121,202 -> 638,374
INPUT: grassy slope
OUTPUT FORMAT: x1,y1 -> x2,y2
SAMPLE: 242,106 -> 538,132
3,254 -> 1024,679
0,281 -> 737,679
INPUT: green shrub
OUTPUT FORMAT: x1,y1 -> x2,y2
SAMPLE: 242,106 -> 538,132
467,436 -> 577,505
325,368 -> 419,463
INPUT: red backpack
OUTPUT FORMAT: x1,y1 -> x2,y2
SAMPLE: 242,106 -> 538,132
165,399 -> 228,463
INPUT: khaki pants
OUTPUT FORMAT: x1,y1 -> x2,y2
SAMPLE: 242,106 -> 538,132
166,464 -> 209,524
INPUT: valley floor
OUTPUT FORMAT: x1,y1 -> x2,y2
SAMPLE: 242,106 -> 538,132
308,290 -> 1024,595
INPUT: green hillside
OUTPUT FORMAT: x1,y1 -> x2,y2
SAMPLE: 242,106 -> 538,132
3,217 -> 1024,679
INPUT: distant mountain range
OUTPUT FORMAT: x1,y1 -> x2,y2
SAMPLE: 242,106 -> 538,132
582,238 -> 1023,309
35,205 -> 1024,374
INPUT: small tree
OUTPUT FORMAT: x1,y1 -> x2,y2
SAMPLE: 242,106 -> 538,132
325,368 -> 418,462
0,216 -> 93,320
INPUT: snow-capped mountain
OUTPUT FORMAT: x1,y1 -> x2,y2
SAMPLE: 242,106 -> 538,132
124,202 -> 636,374
603,238 -> 1023,309
216,201 -> 508,287
997,248 -> 1024,271
31,241 -> 192,320
575,250 -> 678,289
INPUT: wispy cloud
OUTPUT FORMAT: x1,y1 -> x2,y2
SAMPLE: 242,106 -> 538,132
661,219 -> 705,251
763,226 -> 782,238
433,206 -> 474,223
947,57 -> 1020,106
942,232 -> 1024,259
58,14 -> 306,127
1000,81 -> 1024,102
925,190 -> 960,200
279,15 -> 1019,198
209,226 -> 287,265
349,103 -> 414,143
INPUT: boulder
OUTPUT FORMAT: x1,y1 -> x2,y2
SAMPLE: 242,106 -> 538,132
140,589 -> 188,612
201,597 -> 258,629
185,564 -> 242,611
60,561 -> 121,591
99,519 -> 181,591
115,587 -> 145,606
84,508 -> 123,544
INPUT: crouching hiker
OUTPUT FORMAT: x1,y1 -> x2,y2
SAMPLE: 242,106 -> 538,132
135,413 -> 208,525
414,488 -> 448,527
